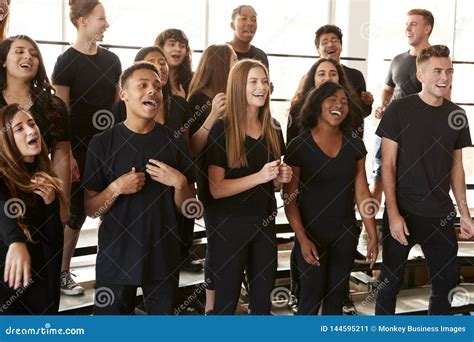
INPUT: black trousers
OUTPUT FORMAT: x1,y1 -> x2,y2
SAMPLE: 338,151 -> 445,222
296,218 -> 358,315
213,218 -> 277,315
177,213 -> 195,261
203,210 -> 217,290
375,209 -> 459,315
93,276 -> 178,315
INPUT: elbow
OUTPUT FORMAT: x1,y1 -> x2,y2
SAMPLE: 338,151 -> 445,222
209,185 -> 223,199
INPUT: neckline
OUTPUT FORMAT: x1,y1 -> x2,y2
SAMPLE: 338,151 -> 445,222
309,130 -> 344,159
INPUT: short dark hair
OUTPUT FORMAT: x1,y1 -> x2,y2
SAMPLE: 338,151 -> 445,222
120,62 -> 159,89
315,25 -> 343,48
416,45 -> 450,68
300,81 -> 352,131
231,5 -> 256,20
407,9 -> 434,35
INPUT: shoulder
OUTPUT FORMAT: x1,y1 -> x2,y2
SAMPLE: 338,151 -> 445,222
98,46 -> 120,60
251,45 -> 267,56
189,91 -> 211,105
342,65 -> 363,77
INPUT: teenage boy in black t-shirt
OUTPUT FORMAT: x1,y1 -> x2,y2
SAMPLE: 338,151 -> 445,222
83,62 -> 195,315
375,45 -> 473,315
228,5 -> 269,69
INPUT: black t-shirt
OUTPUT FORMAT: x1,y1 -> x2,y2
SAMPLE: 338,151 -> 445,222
342,65 -> 366,97
206,119 -> 285,219
385,51 -> 421,101
188,92 -> 213,204
0,170 -> 63,278
82,123 -> 196,285
52,46 -> 122,144
235,45 -> 269,70
285,130 -> 367,223
112,95 -> 192,134
376,94 -> 472,217
0,93 -> 70,152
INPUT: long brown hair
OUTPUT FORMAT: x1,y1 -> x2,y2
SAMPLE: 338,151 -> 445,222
0,104 -> 68,240
225,60 -> 281,168
187,44 -> 233,100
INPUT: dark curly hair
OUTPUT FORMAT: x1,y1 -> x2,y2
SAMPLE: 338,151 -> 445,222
154,29 -> 193,96
0,35 -> 67,145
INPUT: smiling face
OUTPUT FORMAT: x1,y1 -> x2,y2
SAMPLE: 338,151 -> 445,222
246,66 -> 269,111
314,61 -> 339,88
82,3 -> 109,42
4,39 -> 40,82
417,56 -> 453,102
318,89 -> 349,128
405,14 -> 431,47
120,68 -> 163,121
231,6 -> 257,44
317,33 -> 342,61
144,51 -> 169,85
162,38 -> 187,68
11,110 -> 41,162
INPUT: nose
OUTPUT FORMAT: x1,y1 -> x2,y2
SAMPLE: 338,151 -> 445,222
105,20 -> 110,29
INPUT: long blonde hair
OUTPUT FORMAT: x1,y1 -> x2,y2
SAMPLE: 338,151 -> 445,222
0,104 -> 69,240
225,60 -> 281,168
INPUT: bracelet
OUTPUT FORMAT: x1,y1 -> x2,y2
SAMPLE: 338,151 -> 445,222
202,126 -> 210,131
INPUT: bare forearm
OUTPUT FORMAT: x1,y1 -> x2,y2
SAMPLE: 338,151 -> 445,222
84,184 -> 120,218
451,166 -> 470,217
382,162 -> 399,217
210,172 -> 262,199
381,87 -> 394,106
51,143 -> 71,199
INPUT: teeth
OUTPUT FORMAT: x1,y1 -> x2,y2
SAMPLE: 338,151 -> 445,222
330,110 -> 342,117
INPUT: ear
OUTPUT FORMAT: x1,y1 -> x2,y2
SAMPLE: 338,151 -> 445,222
77,16 -> 87,28
416,69 -> 424,83
119,88 -> 127,101
230,21 -> 235,31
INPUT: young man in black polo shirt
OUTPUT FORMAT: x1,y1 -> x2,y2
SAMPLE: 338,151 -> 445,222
83,62 -> 195,315
375,45 -> 473,315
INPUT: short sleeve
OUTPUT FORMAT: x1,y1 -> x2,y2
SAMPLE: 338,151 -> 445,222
173,133 -> 196,184
375,101 -> 401,143
351,136 -> 368,160
284,136 -> 303,167
52,95 -> 71,142
385,59 -> 395,89
52,52 -> 74,86
206,119 -> 227,168
82,135 -> 108,192
454,112 -> 472,149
